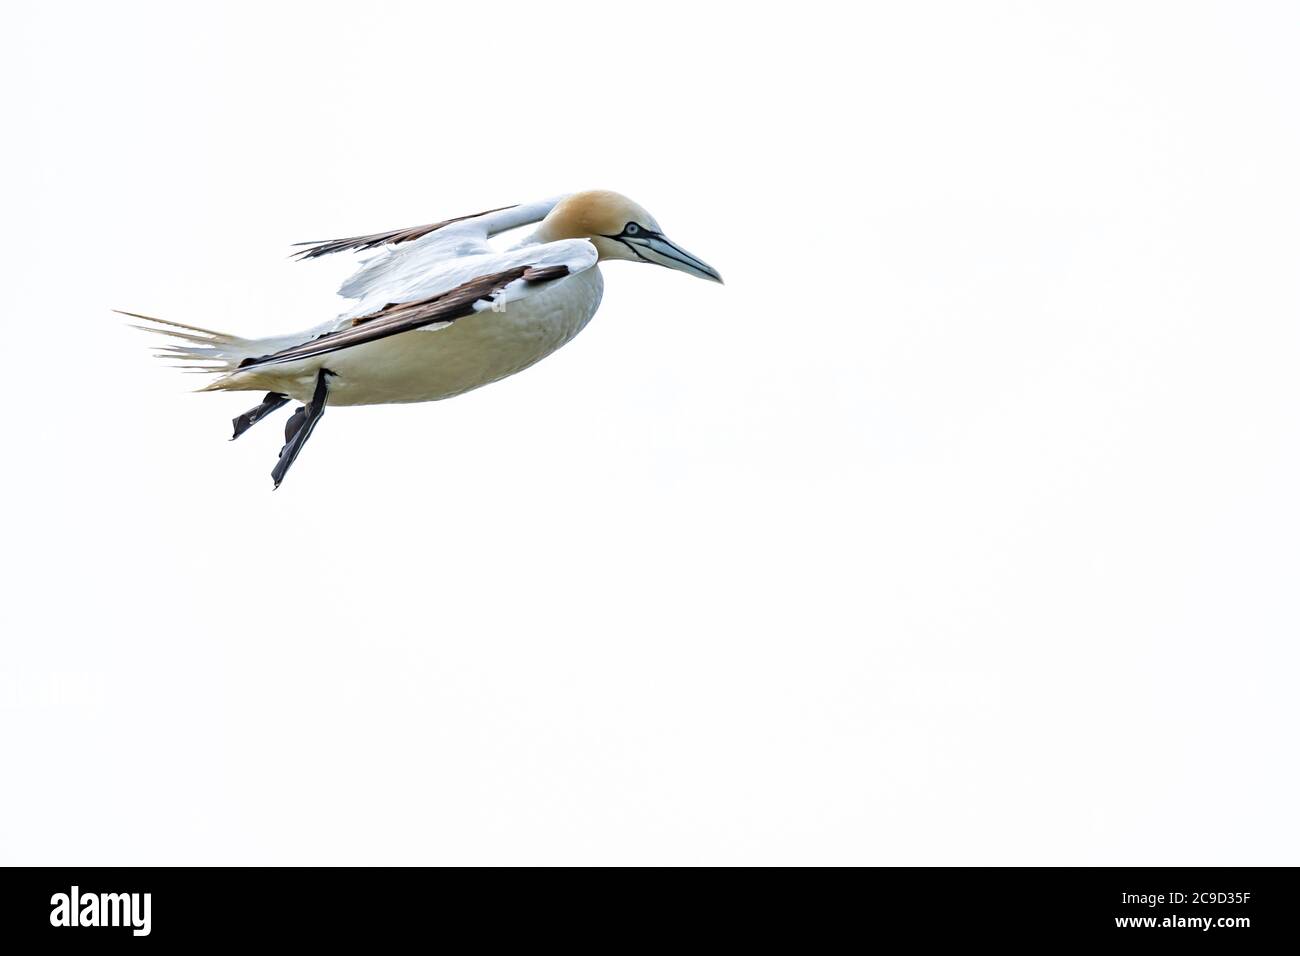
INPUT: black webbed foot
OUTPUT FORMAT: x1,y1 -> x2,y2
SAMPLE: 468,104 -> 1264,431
231,392 -> 290,440
271,370 -> 333,489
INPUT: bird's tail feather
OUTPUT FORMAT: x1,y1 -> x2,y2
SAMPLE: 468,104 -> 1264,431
119,310 -> 257,382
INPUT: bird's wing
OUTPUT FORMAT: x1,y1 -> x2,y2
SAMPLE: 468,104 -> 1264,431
290,198 -> 563,260
292,196 -> 569,313
236,239 -> 597,372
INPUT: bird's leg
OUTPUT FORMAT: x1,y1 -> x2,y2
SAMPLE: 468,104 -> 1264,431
231,392 -> 290,440
271,369 -> 333,489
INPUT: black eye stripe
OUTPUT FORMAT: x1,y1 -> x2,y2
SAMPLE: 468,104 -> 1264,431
606,222 -> 661,240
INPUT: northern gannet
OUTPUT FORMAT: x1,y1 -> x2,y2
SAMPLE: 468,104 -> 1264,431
125,190 -> 722,487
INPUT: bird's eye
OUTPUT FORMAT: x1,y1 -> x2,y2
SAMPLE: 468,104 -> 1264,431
625,223 -> 640,236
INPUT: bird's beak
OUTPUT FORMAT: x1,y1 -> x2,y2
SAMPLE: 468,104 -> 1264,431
627,234 -> 724,283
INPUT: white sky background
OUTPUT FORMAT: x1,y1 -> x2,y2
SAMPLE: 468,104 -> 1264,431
2,1 -> 1298,865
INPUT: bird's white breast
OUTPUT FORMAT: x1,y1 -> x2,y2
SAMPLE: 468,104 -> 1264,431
264,266 -> 605,406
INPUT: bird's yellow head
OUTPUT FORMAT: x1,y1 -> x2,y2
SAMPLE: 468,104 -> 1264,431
537,190 -> 722,282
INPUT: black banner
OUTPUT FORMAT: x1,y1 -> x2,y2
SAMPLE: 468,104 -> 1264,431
0,867 -> 1294,945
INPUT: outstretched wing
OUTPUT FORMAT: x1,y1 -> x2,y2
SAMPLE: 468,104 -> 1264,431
292,196 -> 569,318
237,239 -> 597,371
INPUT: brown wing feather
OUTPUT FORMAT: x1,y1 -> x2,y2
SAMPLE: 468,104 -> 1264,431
290,204 -> 519,260
236,264 -> 570,370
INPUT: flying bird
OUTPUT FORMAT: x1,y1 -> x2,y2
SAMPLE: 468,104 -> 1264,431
125,190 -> 722,487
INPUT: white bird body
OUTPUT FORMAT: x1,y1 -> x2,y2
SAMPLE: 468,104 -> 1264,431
129,189 -> 721,485
221,222 -> 605,406
243,266 -> 604,406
